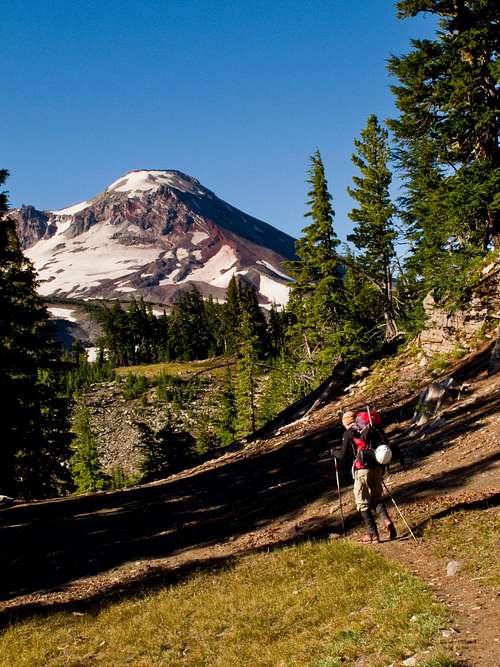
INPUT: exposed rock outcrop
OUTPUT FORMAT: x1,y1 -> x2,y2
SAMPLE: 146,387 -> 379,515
418,258 -> 500,355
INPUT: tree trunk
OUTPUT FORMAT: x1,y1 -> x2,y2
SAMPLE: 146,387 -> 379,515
383,262 -> 398,340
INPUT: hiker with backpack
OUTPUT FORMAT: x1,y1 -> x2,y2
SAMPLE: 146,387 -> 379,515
334,409 -> 396,544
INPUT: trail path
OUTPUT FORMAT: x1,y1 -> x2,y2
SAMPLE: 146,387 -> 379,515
378,537 -> 499,667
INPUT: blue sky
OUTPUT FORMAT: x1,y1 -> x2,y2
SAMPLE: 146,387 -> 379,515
2,1 -> 437,242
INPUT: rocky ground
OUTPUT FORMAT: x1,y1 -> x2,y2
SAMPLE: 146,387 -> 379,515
0,339 -> 498,665
81,372 -> 218,476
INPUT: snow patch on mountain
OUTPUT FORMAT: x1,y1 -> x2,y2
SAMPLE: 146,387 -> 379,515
181,244 -> 238,286
259,275 -> 290,306
106,170 -> 205,197
191,231 -> 209,244
47,307 -> 78,322
25,222 -> 160,297
50,201 -> 92,215
52,200 -> 91,216
257,259 -> 291,281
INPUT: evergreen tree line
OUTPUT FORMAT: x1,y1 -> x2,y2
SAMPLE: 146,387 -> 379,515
96,280 -> 286,366
269,0 -> 499,394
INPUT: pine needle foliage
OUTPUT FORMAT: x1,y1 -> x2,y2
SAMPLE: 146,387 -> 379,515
388,0 -> 500,308
234,311 -> 259,438
286,150 -> 348,372
70,403 -> 107,493
0,169 -> 71,498
348,115 -> 398,339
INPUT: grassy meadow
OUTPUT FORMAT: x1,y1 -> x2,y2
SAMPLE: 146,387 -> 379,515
423,507 -> 500,587
1,540 -> 456,667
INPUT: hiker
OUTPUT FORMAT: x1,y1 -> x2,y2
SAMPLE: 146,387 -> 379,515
334,410 -> 396,544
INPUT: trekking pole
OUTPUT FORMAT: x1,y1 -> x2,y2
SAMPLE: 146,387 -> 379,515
366,405 -> 372,425
333,453 -> 346,537
382,481 -> 419,545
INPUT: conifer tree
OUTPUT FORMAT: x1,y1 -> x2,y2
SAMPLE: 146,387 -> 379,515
170,288 -> 211,360
234,311 -> 259,437
388,0 -> 500,288
213,365 -> 238,446
286,150 -> 346,368
267,304 -> 285,357
396,137 -> 450,312
204,295 -> 225,356
70,403 -> 107,493
222,276 -> 241,355
0,169 -> 71,498
138,414 -> 196,481
341,250 -> 383,349
99,302 -> 131,366
347,115 -> 398,339
239,282 -> 269,358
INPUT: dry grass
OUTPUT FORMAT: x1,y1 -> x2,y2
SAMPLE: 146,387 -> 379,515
115,358 -> 233,381
423,507 -> 500,587
1,540 -> 450,667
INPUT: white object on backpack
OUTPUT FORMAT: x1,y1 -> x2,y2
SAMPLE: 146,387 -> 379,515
375,444 -> 392,465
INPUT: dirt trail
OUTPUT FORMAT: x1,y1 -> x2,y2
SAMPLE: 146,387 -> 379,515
0,347 -> 498,665
378,537 -> 499,667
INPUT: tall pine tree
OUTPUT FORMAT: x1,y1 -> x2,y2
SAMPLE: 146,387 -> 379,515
70,403 -> 107,493
388,0 -> 499,303
286,150 -> 347,368
0,169 -> 71,498
234,311 -> 259,438
347,114 -> 398,339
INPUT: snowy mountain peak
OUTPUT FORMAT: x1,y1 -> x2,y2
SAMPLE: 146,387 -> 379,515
106,169 -> 206,197
13,167 -> 296,308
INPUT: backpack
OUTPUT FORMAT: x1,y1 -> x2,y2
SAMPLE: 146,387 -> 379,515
353,409 -> 390,468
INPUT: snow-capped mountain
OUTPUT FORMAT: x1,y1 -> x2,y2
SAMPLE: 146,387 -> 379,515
12,169 -> 295,307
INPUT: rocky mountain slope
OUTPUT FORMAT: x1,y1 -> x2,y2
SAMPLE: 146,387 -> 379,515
12,170 -> 295,307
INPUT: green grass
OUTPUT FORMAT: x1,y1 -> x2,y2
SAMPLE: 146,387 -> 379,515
1,540 -> 449,667
423,507 -> 500,587
426,353 -> 451,375
417,655 -> 462,667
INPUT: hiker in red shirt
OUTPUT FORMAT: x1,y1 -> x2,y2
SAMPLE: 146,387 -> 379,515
335,410 -> 396,544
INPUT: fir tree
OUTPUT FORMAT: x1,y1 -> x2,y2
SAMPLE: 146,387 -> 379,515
388,0 -> 500,289
70,403 -> 107,493
170,288 -> 211,360
222,276 -> 241,355
239,282 -> 269,358
138,414 -> 196,481
267,304 -> 285,357
234,311 -> 259,438
213,365 -> 238,446
347,114 -> 398,339
286,150 -> 346,369
98,302 -> 131,366
0,169 -> 71,498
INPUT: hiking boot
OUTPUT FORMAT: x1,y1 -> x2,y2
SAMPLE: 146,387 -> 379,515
383,520 -> 397,540
360,510 -> 380,544
376,504 -> 396,540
